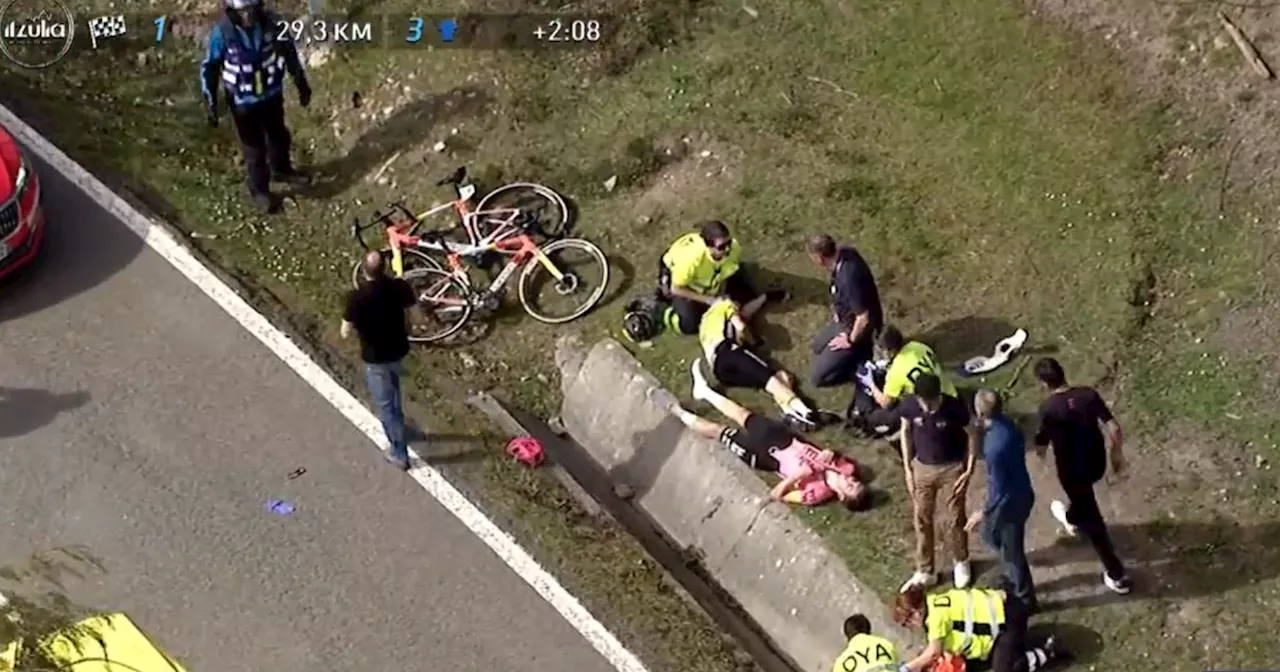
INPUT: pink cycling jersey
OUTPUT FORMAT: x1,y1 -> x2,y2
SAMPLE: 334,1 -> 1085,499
772,440 -> 837,506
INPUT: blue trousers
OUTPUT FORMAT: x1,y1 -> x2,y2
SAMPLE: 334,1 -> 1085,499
983,502 -> 1036,607
364,360 -> 408,463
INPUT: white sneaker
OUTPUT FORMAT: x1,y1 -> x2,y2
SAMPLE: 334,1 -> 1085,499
953,561 -> 972,589
1050,500 -> 1078,537
1102,572 -> 1133,595
899,571 -> 937,593
691,359 -> 714,402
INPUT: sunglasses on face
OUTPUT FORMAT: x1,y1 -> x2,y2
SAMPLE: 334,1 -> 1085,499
709,239 -> 732,252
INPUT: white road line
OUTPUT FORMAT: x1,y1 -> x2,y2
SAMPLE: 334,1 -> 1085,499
0,105 -> 651,672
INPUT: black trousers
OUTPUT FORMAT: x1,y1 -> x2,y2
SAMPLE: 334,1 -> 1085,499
967,598 -> 1054,672
656,260 -> 759,335
848,369 -> 900,431
231,97 -> 293,196
1061,479 -> 1126,580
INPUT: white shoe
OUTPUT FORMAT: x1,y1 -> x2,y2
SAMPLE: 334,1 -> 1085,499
691,359 -> 714,402
953,561 -> 972,589
1102,572 -> 1133,595
1050,500 -> 1078,537
899,571 -> 937,593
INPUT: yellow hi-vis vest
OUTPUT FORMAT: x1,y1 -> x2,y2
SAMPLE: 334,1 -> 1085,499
832,633 -> 900,672
698,300 -> 738,361
661,232 -> 742,295
926,588 -> 1007,662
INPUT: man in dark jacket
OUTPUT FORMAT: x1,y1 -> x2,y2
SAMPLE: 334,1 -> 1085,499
342,251 -> 418,470
966,388 -> 1037,609
1033,357 -> 1132,595
201,0 -> 312,213
805,234 -> 884,388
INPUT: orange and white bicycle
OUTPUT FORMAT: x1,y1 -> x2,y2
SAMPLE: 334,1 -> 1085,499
348,165 -> 570,287
350,170 -> 609,343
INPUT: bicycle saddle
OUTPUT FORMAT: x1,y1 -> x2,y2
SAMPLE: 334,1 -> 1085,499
436,166 -> 467,186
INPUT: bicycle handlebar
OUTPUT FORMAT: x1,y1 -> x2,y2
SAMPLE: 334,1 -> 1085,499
350,202 -> 419,251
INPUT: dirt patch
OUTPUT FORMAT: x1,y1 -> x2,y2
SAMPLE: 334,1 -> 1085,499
633,137 -> 742,219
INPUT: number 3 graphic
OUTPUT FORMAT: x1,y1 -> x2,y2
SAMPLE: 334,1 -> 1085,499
406,17 -> 423,43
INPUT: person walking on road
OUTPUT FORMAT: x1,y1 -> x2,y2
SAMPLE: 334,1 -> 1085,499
805,234 -> 884,389
1032,358 -> 1133,595
341,251 -> 418,471
965,389 -> 1037,610
831,613 -> 901,672
201,0 -> 312,214
898,373 -> 978,593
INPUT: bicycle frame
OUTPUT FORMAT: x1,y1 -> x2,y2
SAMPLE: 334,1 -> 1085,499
388,214 -> 569,302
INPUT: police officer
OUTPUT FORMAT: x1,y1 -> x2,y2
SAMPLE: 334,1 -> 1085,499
201,0 -> 312,213
832,614 -> 900,672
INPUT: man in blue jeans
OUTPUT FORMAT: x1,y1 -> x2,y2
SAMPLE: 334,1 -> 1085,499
341,251 -> 418,470
965,388 -> 1038,610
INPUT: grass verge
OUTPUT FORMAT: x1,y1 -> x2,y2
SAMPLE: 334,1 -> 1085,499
3,0 -> 1279,668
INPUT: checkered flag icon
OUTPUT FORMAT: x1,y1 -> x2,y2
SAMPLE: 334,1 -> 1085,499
87,14 -> 127,49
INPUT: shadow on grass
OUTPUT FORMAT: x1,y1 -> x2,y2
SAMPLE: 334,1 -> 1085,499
1027,622 -> 1105,666
306,85 -> 493,200
598,254 -> 636,310
914,316 -> 1019,363
1029,515 -> 1280,612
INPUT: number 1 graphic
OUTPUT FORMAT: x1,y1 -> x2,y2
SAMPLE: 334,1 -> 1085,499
154,15 -> 167,43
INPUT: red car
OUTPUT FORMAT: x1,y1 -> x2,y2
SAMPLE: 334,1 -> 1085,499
0,121 -> 44,281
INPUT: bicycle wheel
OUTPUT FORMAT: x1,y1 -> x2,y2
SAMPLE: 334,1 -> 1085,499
475,182 -> 571,239
517,238 -> 610,324
350,247 -> 442,290
404,268 -> 473,343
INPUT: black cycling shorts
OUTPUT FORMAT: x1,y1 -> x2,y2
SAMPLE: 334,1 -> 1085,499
712,341 -> 774,389
717,414 -> 795,472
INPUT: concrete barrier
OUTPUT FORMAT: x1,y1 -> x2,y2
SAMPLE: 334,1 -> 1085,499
556,336 -> 921,672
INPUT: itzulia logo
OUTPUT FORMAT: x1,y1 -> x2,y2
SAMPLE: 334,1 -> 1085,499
2,9 -> 66,39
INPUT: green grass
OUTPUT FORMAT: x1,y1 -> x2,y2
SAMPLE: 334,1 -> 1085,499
4,0 -> 1280,668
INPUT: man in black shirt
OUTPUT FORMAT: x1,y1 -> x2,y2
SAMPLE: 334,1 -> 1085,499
897,373 -> 978,593
805,234 -> 884,388
1032,357 -> 1132,594
341,251 -> 418,470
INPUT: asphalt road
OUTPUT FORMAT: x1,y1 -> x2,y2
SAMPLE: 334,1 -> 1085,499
0,154 -> 618,671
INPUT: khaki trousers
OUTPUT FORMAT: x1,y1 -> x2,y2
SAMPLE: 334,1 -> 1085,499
911,459 -> 969,574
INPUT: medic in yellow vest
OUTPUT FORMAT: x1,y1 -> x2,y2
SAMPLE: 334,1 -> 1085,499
891,587 -> 1063,672
832,614 -> 902,672
658,221 -> 785,334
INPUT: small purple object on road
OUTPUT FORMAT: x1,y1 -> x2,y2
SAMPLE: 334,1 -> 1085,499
266,499 -> 295,516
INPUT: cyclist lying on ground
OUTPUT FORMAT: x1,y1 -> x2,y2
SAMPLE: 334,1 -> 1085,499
663,360 -> 872,510
698,299 -> 820,428
892,586 -> 1063,672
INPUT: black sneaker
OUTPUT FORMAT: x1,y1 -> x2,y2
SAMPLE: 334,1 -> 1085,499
250,191 -> 280,214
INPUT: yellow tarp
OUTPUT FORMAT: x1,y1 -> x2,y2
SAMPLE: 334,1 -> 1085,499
0,612 -> 186,671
